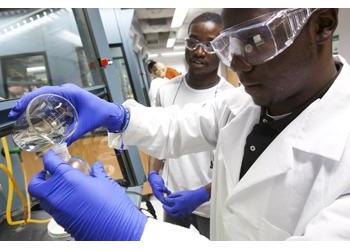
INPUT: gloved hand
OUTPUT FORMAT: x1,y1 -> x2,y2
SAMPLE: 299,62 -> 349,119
147,171 -> 171,204
28,150 -> 147,240
163,187 -> 209,219
8,83 -> 130,145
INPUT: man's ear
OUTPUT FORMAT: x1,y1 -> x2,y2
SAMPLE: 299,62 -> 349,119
313,8 -> 338,45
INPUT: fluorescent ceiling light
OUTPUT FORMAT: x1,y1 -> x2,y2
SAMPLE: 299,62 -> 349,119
148,54 -> 159,59
171,8 -> 189,28
160,51 -> 185,57
166,37 -> 176,48
26,66 -> 46,73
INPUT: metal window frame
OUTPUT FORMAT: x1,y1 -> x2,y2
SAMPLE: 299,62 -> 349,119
109,43 -> 138,100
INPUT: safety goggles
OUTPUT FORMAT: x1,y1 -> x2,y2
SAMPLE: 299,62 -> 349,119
210,8 -> 317,67
185,37 -> 216,54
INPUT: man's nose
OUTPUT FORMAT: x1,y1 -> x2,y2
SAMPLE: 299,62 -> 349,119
193,45 -> 206,56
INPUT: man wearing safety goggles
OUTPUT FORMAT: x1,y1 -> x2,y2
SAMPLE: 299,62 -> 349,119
13,8 -> 350,241
148,12 -> 233,239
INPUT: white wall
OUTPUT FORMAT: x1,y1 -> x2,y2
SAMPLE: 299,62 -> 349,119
335,9 -> 350,62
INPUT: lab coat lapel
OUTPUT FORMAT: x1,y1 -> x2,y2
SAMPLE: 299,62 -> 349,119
219,98 -> 295,196
218,105 -> 261,188
220,102 -> 298,198
219,104 -> 260,187
230,127 -> 295,197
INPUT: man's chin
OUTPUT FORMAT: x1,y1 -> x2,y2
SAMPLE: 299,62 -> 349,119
249,95 -> 269,107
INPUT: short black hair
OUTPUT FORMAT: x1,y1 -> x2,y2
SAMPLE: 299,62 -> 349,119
147,60 -> 157,73
188,12 -> 223,33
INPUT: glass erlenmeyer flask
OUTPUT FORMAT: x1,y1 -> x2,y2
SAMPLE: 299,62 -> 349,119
12,94 -> 78,152
12,93 -> 90,173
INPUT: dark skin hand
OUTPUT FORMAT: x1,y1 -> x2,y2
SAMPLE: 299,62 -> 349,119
222,8 -> 338,115
204,183 -> 211,199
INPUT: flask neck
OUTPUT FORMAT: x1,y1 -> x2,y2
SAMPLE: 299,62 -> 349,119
47,142 -> 90,175
50,143 -> 71,161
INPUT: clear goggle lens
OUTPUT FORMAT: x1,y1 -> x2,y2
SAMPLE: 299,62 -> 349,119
211,8 -> 317,67
185,38 -> 216,54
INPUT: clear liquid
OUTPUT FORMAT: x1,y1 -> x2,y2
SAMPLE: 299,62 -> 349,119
12,126 -> 66,152
12,94 -> 78,153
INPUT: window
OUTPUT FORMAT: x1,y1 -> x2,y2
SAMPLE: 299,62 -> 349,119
0,8 -> 103,101
110,45 -> 135,100
1,52 -> 51,99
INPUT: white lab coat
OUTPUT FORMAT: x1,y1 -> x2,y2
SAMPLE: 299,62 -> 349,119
109,56 -> 350,240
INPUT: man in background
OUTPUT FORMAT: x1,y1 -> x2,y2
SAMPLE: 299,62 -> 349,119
147,60 -> 181,106
147,12 -> 233,239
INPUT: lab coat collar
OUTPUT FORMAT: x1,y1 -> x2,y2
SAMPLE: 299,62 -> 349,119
292,55 -> 350,162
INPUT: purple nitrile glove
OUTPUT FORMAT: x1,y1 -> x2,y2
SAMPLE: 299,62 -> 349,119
147,171 -> 171,204
163,186 -> 209,219
28,150 -> 147,240
8,83 -> 130,145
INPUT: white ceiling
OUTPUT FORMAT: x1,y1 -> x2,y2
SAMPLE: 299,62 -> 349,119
134,8 -> 222,55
